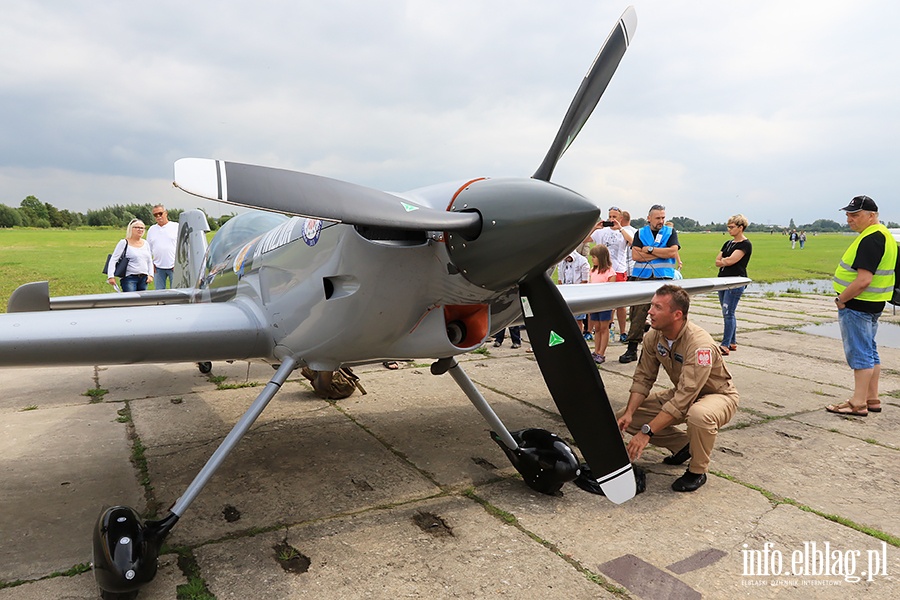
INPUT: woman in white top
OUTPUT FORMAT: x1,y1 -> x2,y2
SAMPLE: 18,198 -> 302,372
106,219 -> 154,292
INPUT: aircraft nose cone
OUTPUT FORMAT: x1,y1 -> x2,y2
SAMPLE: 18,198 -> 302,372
446,178 -> 599,291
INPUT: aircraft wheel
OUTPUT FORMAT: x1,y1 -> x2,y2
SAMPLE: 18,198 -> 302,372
197,362 -> 212,374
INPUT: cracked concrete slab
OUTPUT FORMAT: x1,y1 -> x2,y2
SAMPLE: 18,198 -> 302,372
341,364 -> 589,488
0,403 -> 142,582
714,419 -> 900,539
195,495 -> 618,599
0,558 -> 183,600
140,409 -> 441,546
1,366 -> 96,413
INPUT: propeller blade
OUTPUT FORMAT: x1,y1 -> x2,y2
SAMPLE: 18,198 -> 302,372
533,6 -> 637,182
518,273 -> 635,503
174,158 -> 482,236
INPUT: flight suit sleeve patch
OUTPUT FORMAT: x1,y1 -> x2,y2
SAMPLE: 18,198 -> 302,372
697,348 -> 712,367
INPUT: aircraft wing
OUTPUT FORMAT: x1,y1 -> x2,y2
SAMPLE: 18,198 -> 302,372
0,299 -> 271,368
557,276 -> 752,315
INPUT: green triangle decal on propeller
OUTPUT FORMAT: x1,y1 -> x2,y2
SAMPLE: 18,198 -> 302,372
548,331 -> 565,347
401,202 -> 419,212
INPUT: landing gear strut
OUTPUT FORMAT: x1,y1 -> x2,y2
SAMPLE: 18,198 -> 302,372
93,358 -> 299,597
432,357 -> 580,494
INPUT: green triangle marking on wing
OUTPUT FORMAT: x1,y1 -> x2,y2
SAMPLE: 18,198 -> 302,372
548,331 -> 565,347
401,202 -> 419,212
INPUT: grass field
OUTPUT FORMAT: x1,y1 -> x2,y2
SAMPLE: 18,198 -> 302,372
676,231 -> 846,281
0,227 -> 849,313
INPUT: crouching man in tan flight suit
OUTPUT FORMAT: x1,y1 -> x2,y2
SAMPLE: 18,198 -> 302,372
617,284 -> 739,492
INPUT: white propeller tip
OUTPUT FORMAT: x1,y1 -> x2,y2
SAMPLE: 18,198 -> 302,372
599,464 -> 637,504
174,158 -> 226,201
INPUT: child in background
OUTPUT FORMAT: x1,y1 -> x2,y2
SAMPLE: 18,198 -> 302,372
588,244 -> 616,364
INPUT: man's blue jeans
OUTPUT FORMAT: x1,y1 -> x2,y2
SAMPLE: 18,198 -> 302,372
154,268 -> 174,289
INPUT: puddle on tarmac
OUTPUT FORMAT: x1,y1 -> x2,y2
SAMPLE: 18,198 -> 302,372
799,320 -> 900,349
745,279 -> 833,296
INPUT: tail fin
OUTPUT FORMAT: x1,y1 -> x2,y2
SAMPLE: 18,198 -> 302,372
173,209 -> 211,289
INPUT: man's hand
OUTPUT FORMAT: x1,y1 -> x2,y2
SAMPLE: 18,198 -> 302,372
626,433 -> 650,462
617,412 -> 632,434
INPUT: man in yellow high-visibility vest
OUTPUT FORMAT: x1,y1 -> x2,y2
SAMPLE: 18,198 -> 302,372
827,195 -> 897,417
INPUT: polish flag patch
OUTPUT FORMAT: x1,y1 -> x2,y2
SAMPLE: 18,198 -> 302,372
697,348 -> 713,366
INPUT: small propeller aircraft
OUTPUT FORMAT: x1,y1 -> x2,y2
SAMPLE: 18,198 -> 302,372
1,7 -> 749,598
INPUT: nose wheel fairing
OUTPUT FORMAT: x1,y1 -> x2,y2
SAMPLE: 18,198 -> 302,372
491,428 -> 581,494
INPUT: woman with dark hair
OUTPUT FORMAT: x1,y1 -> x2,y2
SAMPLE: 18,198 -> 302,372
715,214 -> 752,354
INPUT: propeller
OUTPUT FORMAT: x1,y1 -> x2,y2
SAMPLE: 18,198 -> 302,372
519,7 -> 638,502
174,158 -> 482,237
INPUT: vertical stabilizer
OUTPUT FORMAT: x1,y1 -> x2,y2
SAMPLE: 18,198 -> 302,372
173,209 -> 211,289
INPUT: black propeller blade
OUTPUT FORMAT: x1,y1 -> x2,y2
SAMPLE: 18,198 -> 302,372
533,6 -> 637,182
519,274 -> 634,503
516,6 -> 639,502
174,158 -> 482,237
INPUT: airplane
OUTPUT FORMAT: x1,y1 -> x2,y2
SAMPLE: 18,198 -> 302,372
0,7 -> 749,598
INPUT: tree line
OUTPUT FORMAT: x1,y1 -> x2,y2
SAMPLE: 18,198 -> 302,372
2,195 -> 897,232
631,215 -> 899,232
0,196 -> 234,230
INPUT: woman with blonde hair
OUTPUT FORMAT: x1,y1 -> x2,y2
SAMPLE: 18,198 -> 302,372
106,218 -> 154,292
715,214 -> 752,354
588,244 -> 617,364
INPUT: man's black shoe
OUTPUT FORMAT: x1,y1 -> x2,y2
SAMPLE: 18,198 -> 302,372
663,444 -> 691,465
671,470 -> 707,492
619,342 -> 638,363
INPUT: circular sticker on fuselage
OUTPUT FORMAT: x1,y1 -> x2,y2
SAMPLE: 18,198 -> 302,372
302,218 -> 322,246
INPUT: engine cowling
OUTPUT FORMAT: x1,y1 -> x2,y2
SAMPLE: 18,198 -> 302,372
445,178 -> 600,291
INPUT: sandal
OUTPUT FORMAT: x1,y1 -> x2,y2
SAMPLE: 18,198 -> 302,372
867,401 -> 882,413
729,344 -> 737,351
382,361 -> 399,370
719,346 -> 730,355
825,401 -> 867,417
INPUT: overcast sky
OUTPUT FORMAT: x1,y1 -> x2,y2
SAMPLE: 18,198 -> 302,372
1,1 -> 897,226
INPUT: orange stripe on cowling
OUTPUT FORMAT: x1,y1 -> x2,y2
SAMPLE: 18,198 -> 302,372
447,178 -> 487,211
437,178 -> 486,244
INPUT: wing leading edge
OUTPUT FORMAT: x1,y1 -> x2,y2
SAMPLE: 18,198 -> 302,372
0,300 -> 271,368
557,276 -> 752,316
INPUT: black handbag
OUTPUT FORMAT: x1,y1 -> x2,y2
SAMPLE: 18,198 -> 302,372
103,241 -> 129,278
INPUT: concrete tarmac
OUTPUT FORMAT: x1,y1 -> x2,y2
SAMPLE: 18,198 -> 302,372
1,292 -> 898,599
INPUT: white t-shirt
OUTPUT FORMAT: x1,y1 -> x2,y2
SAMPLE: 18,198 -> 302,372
146,221 -> 179,269
590,228 -> 629,274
